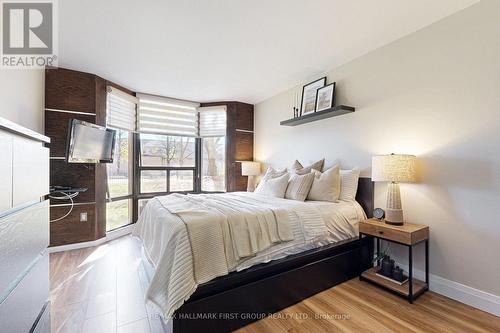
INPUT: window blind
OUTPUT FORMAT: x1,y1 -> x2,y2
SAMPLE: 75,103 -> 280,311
137,93 -> 200,137
106,86 -> 138,132
199,106 -> 227,137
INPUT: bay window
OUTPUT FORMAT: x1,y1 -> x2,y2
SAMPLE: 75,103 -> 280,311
105,92 -> 228,230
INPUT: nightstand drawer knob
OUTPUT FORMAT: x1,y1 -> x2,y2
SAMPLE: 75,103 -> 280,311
378,231 -> 384,235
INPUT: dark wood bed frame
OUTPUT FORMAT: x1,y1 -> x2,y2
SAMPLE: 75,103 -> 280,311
171,178 -> 374,333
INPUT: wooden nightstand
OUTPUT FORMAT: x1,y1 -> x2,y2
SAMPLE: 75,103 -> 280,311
358,218 -> 429,303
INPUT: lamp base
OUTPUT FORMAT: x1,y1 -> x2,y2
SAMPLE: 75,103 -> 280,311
384,211 -> 404,226
385,221 -> 404,226
385,183 -> 405,226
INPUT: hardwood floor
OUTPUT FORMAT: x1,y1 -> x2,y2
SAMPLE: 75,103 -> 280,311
50,236 -> 156,333
50,236 -> 500,333
236,280 -> 500,333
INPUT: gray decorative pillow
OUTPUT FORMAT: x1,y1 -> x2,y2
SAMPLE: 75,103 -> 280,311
285,172 -> 315,201
291,159 -> 325,175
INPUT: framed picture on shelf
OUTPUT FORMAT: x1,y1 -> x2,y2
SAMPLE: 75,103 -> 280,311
300,77 -> 326,116
315,82 -> 336,112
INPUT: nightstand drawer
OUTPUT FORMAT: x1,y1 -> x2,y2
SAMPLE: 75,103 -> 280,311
359,219 -> 429,245
359,222 -> 411,244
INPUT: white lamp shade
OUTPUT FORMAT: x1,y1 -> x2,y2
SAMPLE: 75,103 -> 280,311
372,154 -> 417,183
241,162 -> 261,176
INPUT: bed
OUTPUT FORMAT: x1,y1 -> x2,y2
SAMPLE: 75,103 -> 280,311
133,178 -> 374,333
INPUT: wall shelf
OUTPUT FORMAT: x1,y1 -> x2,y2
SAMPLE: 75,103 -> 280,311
280,105 -> 355,126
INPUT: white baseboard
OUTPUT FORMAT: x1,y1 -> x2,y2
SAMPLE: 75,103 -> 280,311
48,224 -> 134,253
397,264 -> 500,317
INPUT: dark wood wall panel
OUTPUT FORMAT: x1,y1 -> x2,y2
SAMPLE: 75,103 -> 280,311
235,132 -> 253,161
225,103 -> 238,133
49,160 -> 96,204
234,162 -> 247,192
230,103 -> 254,192
44,111 -> 95,157
235,103 -> 254,131
94,164 -> 106,240
49,204 -> 95,246
226,104 -> 238,192
45,68 -> 96,113
94,77 -> 107,126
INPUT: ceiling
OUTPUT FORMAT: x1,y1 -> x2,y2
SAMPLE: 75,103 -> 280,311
58,0 -> 478,104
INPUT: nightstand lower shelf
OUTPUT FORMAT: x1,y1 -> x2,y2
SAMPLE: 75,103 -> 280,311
361,267 -> 428,298
359,219 -> 430,303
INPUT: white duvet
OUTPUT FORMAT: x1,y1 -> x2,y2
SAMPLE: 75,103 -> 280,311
132,192 -> 365,319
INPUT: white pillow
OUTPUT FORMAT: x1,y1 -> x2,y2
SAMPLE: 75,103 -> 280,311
285,172 -> 315,201
307,165 -> 340,202
255,173 -> 290,198
262,167 -> 287,180
339,169 -> 360,201
291,159 -> 325,175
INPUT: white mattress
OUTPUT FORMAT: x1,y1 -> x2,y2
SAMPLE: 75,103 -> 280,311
235,199 -> 365,271
133,192 -> 366,318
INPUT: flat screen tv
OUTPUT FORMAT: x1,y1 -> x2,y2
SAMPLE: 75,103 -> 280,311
66,119 -> 116,163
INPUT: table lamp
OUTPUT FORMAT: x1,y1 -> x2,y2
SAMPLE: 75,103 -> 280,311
241,161 -> 261,192
372,154 -> 417,225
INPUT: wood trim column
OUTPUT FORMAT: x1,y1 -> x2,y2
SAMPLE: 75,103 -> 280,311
94,76 -> 107,240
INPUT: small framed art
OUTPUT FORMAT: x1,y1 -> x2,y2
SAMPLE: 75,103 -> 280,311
300,77 -> 326,116
315,82 -> 336,112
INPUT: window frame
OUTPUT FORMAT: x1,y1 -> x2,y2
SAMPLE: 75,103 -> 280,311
200,135 -> 227,193
106,127 -> 136,231
134,135 -> 202,205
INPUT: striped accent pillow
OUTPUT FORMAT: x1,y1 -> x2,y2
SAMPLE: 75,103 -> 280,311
339,169 -> 361,201
285,172 -> 315,201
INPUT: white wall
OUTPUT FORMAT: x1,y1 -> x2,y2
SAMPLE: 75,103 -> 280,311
0,70 -> 45,132
255,0 -> 500,298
